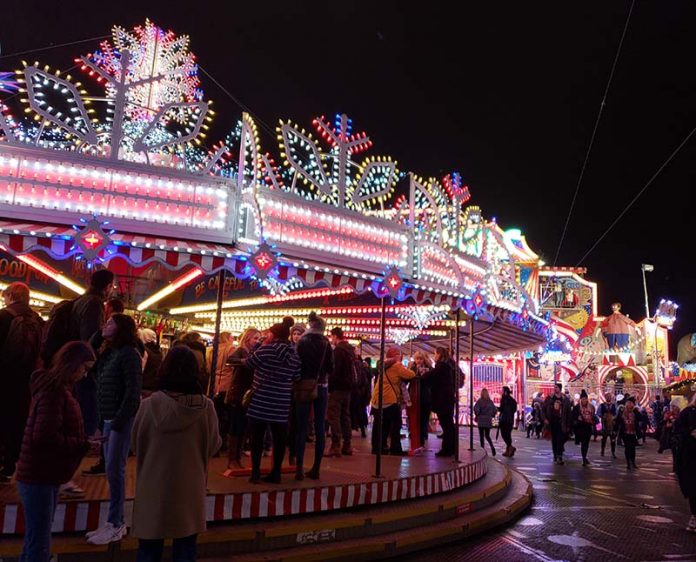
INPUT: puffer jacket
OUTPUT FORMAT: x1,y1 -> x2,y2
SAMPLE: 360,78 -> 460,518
474,398 -> 497,428
96,344 -> 143,430
16,370 -> 89,485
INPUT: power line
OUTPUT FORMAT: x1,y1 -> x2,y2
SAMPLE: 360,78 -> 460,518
198,65 -> 276,140
575,124 -> 696,266
0,35 -> 109,60
553,0 -> 636,265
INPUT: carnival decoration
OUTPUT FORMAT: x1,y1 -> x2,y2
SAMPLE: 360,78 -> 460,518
0,72 -> 18,94
387,327 -> 420,345
396,304 -> 449,330
277,113 -> 398,210
72,216 -> 114,264
655,299 -> 678,330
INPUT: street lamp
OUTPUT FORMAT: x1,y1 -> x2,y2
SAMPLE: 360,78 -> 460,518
641,264 -> 654,319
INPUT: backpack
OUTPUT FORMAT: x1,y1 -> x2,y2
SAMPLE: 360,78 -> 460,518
41,299 -> 77,365
0,308 -> 43,372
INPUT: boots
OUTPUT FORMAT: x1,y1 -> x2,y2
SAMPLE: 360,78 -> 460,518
490,445 -> 496,457
502,446 -> 510,457
509,446 -> 516,457
227,436 -> 244,469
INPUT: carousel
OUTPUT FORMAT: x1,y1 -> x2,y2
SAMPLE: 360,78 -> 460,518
0,20 -> 544,538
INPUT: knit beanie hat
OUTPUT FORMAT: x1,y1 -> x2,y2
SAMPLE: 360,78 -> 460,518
386,347 -> 401,359
580,389 -> 588,399
307,311 -> 326,333
138,328 -> 158,345
269,316 -> 294,340
290,325 -> 306,337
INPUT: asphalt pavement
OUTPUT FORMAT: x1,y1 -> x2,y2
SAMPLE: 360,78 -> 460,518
402,429 -> 694,562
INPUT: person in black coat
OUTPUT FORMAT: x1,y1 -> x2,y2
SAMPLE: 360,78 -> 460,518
572,389 -> 596,466
615,396 -> 642,470
498,386 -> 518,457
674,394 -> 696,533
424,347 -> 457,458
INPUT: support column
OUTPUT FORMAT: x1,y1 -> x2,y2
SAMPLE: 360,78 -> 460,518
374,296 -> 387,478
207,269 -> 226,398
454,309 -> 461,463
468,315 -> 475,451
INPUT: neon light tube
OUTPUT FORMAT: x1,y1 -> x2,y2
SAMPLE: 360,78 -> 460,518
15,254 -> 86,295
137,267 -> 204,311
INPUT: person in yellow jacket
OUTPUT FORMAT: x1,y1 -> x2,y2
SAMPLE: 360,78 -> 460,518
370,347 -> 416,456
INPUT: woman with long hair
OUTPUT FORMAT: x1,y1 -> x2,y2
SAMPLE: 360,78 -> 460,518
473,388 -> 497,456
409,351 -> 433,448
16,341 -> 95,562
87,314 -> 143,545
425,347 -> 456,458
225,327 -> 261,469
131,346 -> 221,562
498,386 -> 518,457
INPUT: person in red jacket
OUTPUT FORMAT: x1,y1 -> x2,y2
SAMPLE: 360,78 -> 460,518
16,341 -> 95,562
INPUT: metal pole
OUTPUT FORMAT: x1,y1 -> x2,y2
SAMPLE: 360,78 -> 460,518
468,315 -> 475,452
641,267 -> 651,320
208,269 -> 226,398
454,309 -> 461,462
374,296 -> 387,478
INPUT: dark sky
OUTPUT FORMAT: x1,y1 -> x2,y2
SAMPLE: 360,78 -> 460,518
2,1 -> 694,353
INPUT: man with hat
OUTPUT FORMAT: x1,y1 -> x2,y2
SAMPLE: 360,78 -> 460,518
572,389 -> 596,466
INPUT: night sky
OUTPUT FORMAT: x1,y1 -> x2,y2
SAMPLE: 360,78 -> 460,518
1,1 -> 693,354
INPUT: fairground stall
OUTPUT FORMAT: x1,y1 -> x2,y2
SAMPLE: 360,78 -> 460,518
0,19 -> 549,542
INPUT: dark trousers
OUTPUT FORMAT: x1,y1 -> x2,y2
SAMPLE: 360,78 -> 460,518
372,404 -> 402,454
578,431 -> 591,460
478,426 -> 495,452
295,386 -> 328,472
435,407 -> 455,454
249,419 -> 287,479
499,422 -> 513,448
327,390 -> 352,449
601,431 -> 616,455
18,482 -> 58,562
690,496 -> 696,516
623,433 -> 638,467
136,534 -> 197,562
551,424 -> 565,459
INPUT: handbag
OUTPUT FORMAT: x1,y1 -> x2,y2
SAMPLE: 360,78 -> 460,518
242,388 -> 255,409
293,378 -> 318,402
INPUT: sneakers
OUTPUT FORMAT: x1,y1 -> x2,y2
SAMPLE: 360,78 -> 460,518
59,482 -> 85,498
687,516 -> 696,533
86,522 -> 127,545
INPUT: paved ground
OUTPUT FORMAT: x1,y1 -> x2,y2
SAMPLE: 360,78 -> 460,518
403,430 -> 694,562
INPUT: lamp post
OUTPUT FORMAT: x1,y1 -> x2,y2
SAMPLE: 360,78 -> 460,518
641,264 -> 660,395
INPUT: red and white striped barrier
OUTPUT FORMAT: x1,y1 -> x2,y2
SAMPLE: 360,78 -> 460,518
1,457 -> 487,535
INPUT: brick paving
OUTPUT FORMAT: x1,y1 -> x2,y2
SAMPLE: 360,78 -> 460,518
402,430 -> 694,562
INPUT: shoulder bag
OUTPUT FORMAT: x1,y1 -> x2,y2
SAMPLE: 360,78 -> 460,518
293,339 -> 328,402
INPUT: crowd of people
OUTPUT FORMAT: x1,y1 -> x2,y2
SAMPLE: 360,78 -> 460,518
1,271 -> 696,560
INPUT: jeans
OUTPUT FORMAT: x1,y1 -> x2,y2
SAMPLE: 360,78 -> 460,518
435,407 -> 455,454
578,431 -> 591,460
327,390 -> 352,449
499,422 -> 513,448
371,404 -> 402,454
296,386 -> 328,473
18,482 -> 59,562
601,430 -> 616,455
479,427 -> 495,452
249,419 -> 287,479
623,433 -> 638,467
551,423 -> 566,459
103,417 -> 134,526
136,534 -> 197,562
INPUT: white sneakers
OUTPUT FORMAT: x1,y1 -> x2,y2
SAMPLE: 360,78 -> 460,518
687,516 -> 696,533
85,522 -> 127,545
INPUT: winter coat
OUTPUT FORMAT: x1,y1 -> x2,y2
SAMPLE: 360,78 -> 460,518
0,302 -> 43,428
426,359 -> 457,413
330,340 -> 355,392
179,340 -> 209,393
499,395 -> 518,426
371,362 -> 416,408
616,409 -> 643,440
297,331 -> 334,384
474,398 -> 497,428
674,405 -> 696,499
543,393 -> 573,433
208,341 -> 234,395
141,342 -> 163,392
69,289 -> 105,343
131,391 -> 221,539
96,344 -> 143,430
16,370 -> 89,485
225,347 -> 255,406
245,340 -> 301,423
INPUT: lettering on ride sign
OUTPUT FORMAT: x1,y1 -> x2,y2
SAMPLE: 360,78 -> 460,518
296,529 -> 336,545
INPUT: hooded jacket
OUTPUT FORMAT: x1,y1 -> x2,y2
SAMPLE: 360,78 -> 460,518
370,362 -> 416,408
297,331 -> 334,384
131,391 -> 221,539
16,370 -> 89,485
474,397 -> 497,428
